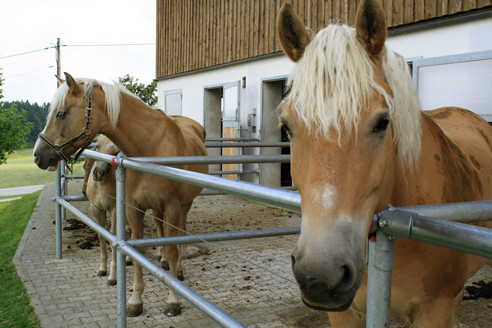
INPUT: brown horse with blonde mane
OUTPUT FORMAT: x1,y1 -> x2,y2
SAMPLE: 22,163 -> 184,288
82,136 -> 181,285
277,0 -> 492,327
33,73 -> 208,316
82,135 -> 121,286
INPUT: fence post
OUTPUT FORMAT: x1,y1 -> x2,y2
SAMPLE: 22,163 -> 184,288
55,162 -> 63,259
366,227 -> 395,327
61,161 -> 67,221
115,154 -> 127,328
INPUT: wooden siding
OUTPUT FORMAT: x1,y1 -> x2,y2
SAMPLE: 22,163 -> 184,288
156,0 -> 492,78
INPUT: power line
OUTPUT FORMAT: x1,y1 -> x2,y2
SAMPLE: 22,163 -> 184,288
0,47 -> 52,60
64,43 -> 155,47
5,66 -> 55,79
0,42 -> 155,60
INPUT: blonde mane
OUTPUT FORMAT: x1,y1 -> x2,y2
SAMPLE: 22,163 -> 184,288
48,78 -> 139,128
285,25 -> 422,170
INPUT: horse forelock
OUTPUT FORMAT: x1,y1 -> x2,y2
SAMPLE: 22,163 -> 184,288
48,83 -> 71,122
285,24 -> 422,170
48,77 -> 139,129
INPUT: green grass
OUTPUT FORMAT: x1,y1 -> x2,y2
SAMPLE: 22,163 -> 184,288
0,148 -> 84,189
0,148 -> 84,327
0,191 -> 41,328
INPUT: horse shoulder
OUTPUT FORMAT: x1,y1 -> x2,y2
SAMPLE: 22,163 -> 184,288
424,107 -> 492,201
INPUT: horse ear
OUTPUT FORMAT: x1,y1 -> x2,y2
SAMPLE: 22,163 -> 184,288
55,75 -> 65,87
64,72 -> 80,94
277,3 -> 311,62
355,0 -> 387,59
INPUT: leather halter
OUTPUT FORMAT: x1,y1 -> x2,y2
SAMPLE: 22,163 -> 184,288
38,88 -> 94,173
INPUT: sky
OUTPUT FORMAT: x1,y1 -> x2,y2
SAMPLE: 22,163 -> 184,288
0,0 -> 156,105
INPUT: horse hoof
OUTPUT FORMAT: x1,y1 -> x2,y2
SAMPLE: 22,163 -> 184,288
108,279 -> 117,286
127,303 -> 143,317
177,270 -> 184,281
164,303 -> 181,317
161,260 -> 169,270
97,270 -> 107,277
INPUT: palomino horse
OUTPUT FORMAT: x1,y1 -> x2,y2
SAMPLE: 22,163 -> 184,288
82,136 -> 181,283
277,1 -> 492,327
33,73 -> 208,316
82,135 -> 121,286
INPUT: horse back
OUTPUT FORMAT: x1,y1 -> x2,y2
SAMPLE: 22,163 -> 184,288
171,115 -> 206,141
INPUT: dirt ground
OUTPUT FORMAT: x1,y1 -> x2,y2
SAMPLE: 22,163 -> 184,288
62,188 -> 491,327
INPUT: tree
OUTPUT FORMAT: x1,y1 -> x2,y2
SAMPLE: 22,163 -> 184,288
2,100 -> 48,147
0,69 -> 33,164
119,74 -> 158,106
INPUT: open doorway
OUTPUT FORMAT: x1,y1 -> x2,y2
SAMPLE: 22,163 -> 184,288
204,82 -> 241,179
204,87 -> 223,174
261,78 -> 292,187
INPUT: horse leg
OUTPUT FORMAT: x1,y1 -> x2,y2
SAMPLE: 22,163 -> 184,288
126,207 -> 146,317
328,310 -> 365,328
107,209 -> 117,286
92,205 -> 108,277
163,201 -> 183,316
411,290 -> 462,328
124,221 -> 132,265
176,202 -> 193,281
152,209 -> 169,270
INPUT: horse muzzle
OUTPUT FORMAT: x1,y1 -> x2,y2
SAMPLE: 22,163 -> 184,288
33,143 -> 60,171
291,219 -> 365,311
92,165 -> 110,182
291,251 -> 363,311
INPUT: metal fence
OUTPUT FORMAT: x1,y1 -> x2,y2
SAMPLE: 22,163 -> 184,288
52,145 -> 492,328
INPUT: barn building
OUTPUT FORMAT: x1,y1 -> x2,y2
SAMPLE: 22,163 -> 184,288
155,0 -> 492,186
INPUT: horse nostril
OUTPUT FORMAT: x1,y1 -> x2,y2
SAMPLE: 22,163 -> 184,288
34,155 -> 40,165
339,264 -> 356,291
291,255 -> 296,267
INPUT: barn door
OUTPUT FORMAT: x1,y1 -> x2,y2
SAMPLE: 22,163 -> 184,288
222,81 -> 240,179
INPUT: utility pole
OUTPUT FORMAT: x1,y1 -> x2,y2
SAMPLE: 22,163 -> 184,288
56,37 -> 61,87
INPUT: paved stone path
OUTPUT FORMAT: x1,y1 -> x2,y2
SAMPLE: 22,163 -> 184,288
0,185 -> 44,202
0,184 -> 44,196
13,182 -> 492,327
13,182 -> 329,328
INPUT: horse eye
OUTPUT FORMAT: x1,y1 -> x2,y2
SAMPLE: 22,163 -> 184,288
55,111 -> 66,119
373,117 -> 389,134
281,123 -> 292,139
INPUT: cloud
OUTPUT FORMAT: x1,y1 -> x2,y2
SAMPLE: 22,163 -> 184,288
0,0 -> 155,104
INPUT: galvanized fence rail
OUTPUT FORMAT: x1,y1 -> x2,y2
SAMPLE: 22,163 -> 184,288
55,148 -> 300,328
53,148 -> 492,328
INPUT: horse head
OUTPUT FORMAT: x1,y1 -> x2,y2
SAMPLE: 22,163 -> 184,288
91,136 -> 120,182
277,0 -> 420,312
33,72 -> 111,170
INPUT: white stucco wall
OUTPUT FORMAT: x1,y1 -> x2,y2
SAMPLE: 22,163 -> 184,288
388,17 -> 492,118
157,55 -> 295,131
157,17 -> 492,126
386,17 -> 492,59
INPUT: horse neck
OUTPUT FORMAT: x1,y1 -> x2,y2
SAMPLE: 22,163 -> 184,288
391,112 -> 454,206
101,93 -> 175,157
